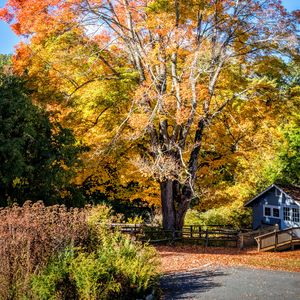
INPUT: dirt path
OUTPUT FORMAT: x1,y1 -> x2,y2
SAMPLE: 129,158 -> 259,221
160,266 -> 300,300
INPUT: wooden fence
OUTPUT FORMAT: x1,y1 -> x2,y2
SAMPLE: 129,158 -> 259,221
109,224 -> 239,247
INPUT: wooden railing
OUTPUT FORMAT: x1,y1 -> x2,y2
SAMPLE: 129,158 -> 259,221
239,225 -> 278,249
255,227 -> 300,252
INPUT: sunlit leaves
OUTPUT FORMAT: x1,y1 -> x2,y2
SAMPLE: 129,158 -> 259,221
1,0 -> 299,217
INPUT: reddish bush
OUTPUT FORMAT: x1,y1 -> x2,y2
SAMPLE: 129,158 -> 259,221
0,201 -> 89,299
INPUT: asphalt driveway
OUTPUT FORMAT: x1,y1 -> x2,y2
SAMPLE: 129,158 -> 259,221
160,266 -> 300,299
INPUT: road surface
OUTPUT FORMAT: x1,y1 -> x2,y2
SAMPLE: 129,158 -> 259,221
160,266 -> 300,299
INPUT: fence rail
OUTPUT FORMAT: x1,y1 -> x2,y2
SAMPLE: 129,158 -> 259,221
109,224 -> 239,247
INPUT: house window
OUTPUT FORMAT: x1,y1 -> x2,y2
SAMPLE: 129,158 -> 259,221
284,207 -> 300,222
273,208 -> 280,218
292,208 -> 300,222
264,205 -> 280,218
264,206 -> 271,216
284,207 -> 290,221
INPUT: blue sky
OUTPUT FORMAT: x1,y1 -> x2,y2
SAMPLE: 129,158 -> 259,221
0,0 -> 299,54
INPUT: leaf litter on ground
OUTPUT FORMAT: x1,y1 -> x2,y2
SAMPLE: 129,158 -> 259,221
156,245 -> 300,273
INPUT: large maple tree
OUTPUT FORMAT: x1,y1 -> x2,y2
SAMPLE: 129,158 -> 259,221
1,0 -> 299,231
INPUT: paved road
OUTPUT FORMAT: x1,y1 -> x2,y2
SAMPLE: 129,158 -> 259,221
160,266 -> 300,299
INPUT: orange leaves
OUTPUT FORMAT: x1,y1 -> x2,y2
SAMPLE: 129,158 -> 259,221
12,42 -> 31,74
1,0 -> 76,37
0,7 -> 13,22
197,84 -> 210,100
129,113 -> 150,133
10,22 -> 22,34
94,31 -> 112,45
175,107 -> 191,125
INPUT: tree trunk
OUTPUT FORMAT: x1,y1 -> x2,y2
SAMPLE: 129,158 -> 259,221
160,180 -> 176,231
160,179 -> 191,232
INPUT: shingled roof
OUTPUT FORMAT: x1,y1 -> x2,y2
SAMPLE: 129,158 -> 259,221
244,184 -> 300,207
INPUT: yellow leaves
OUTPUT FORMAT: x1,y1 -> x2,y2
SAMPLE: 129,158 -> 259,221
3,0 -> 297,215
249,76 -> 277,90
197,84 -> 209,100
149,18 -> 174,35
12,177 -> 26,188
130,183 -> 161,206
146,0 -> 171,14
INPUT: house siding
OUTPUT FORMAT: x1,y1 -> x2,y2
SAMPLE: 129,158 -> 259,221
251,187 -> 300,230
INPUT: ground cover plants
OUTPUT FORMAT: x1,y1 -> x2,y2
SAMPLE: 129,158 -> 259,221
0,202 -> 159,299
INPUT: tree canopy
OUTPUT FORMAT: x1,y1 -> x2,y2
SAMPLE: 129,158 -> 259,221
0,0 -> 299,230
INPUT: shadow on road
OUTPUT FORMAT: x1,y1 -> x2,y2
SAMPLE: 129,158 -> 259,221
160,269 -> 227,299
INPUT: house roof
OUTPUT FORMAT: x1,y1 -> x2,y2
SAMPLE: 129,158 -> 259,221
277,185 -> 300,202
244,184 -> 300,207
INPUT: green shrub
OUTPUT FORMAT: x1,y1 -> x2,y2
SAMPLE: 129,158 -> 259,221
31,249 -> 77,300
184,209 -> 202,226
31,206 -> 159,300
185,204 -> 252,229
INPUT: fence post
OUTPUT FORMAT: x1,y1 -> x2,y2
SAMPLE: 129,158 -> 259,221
205,229 -> 209,247
274,230 -> 278,252
239,233 -> 244,250
190,225 -> 193,238
290,228 -> 294,250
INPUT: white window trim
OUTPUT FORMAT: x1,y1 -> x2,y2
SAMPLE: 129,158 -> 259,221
263,205 -> 281,219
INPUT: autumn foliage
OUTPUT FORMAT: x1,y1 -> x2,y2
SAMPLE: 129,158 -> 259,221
0,0 -> 299,231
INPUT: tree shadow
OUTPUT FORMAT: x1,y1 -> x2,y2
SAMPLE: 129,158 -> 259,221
160,268 -> 227,299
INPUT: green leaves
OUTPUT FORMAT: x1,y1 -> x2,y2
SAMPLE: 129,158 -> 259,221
0,73 -> 85,205
278,115 -> 300,184
0,54 -> 11,70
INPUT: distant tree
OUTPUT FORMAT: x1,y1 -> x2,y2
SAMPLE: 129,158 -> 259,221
272,61 -> 300,186
277,115 -> 300,185
0,54 -> 11,68
0,74 -> 85,206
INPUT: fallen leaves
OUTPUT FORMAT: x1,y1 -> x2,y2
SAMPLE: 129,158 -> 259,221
156,245 -> 300,273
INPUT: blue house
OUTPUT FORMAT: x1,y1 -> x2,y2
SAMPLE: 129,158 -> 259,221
244,184 -> 300,230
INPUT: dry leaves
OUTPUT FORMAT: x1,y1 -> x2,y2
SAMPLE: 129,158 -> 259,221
156,245 -> 300,273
